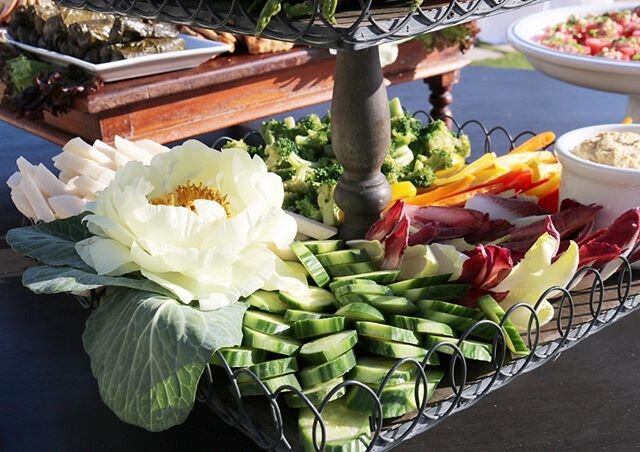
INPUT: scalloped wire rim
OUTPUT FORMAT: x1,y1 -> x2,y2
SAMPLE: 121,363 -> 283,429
53,0 -> 549,50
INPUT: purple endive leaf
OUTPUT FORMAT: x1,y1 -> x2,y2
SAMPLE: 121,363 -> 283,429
465,194 -> 548,222
365,200 -> 404,241
381,215 -> 409,270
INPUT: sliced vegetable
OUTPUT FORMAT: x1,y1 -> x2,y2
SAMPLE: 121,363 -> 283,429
368,295 -> 418,315
298,349 -> 357,387
210,346 -> 267,368
280,286 -> 336,313
359,337 -> 440,365
386,273 -> 452,295
416,299 -> 484,320
315,249 -> 369,267
477,295 -> 529,355
418,311 -> 495,341
299,330 -> 358,365
291,241 -> 331,287
355,321 -> 420,345
348,356 -> 418,385
326,261 -> 377,277
403,283 -> 469,302
243,326 -> 302,356
284,309 -> 325,322
245,290 -> 289,314
239,373 -> 301,396
304,240 -> 345,254
246,356 -> 299,380
424,335 -> 493,362
388,314 -> 456,337
293,317 -> 346,339
243,310 -> 291,336
331,270 -> 400,284
285,376 -> 347,409
335,303 -> 386,323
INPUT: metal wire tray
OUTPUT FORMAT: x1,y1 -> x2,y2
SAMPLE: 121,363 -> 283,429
184,117 -> 640,451
54,0 -> 548,50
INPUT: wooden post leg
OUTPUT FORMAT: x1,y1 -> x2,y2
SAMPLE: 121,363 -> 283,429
425,70 -> 460,128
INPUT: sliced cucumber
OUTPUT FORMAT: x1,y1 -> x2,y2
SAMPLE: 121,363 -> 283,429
246,357 -> 298,380
238,373 -> 301,396
280,286 -> 336,313
243,310 -> 291,336
329,278 -> 378,292
417,299 -> 484,320
291,241 -> 331,287
345,371 -> 444,419
326,261 -> 377,277
315,249 -> 369,267
332,270 -> 400,284
242,326 -> 302,356
355,321 -> 420,345
425,335 -> 493,362
299,330 -> 358,365
388,315 -> 456,337
210,346 -> 267,368
334,283 -> 391,299
299,399 -> 370,452
299,349 -> 357,387
293,317 -> 346,340
245,290 -> 289,314
284,376 -> 346,409
303,240 -> 344,254
386,274 -> 452,295
477,295 -> 530,356
334,292 -> 391,307
368,296 -> 418,315
284,309 -> 324,322
335,303 -> 385,323
403,284 -> 470,302
348,356 -> 418,385
419,310 -> 495,341
359,337 -> 440,366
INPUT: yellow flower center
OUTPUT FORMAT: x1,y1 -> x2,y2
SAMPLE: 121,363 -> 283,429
149,182 -> 231,217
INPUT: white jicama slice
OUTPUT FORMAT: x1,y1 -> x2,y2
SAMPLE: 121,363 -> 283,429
114,136 -> 154,164
69,175 -> 109,199
398,244 -> 438,280
63,137 -> 112,167
135,139 -> 169,156
7,171 -> 22,189
49,195 -> 86,219
34,164 -> 68,197
11,190 -> 36,220
53,152 -> 115,182
16,157 -> 36,176
91,140 -> 121,169
18,174 -> 55,222
287,211 -> 337,240
58,170 -> 75,184
493,233 -> 579,331
429,243 -> 469,280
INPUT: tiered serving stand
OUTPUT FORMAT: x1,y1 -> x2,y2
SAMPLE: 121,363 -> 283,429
52,0 -> 640,450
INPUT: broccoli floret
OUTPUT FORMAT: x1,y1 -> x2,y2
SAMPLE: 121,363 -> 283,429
391,112 -> 422,148
317,183 -> 341,226
296,114 -> 324,133
222,138 -> 249,152
456,133 -> 471,159
388,144 -> 415,168
381,154 -> 408,185
283,191 -> 302,211
313,159 -> 343,185
295,195 -> 323,222
427,149 -> 453,171
415,120 -> 459,156
389,97 -> 404,119
261,119 -> 292,145
264,137 -> 298,171
401,158 -> 436,188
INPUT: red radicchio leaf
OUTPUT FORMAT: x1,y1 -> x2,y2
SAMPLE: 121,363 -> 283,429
578,242 -> 622,269
366,200 -> 404,241
503,216 -> 560,259
404,204 -> 489,229
459,244 -> 513,290
505,204 -> 600,243
466,218 -> 514,243
381,215 -> 409,270
408,222 -> 439,246
465,194 -> 548,221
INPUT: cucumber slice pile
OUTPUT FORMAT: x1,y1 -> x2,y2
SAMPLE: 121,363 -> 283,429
219,239 -> 517,450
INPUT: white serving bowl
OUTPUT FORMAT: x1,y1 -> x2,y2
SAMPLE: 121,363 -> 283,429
508,3 -> 640,118
555,124 -> 640,230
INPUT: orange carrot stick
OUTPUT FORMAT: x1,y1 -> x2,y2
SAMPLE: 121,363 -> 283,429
510,131 -> 556,154
404,175 -> 475,206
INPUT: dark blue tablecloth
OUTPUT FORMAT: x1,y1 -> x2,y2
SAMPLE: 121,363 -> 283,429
1,67 -> 638,452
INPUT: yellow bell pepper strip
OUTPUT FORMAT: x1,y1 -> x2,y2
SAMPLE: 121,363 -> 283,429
470,165 -> 511,187
432,152 -> 497,186
404,175 -> 475,206
494,150 -> 556,168
524,172 -> 560,197
623,117 -> 633,124
509,131 -> 556,154
389,181 -> 417,203
435,153 -> 466,179
432,182 -> 505,207
530,162 -> 561,183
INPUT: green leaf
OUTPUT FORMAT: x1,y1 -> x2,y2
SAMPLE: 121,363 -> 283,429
23,264 -> 174,297
6,214 -> 91,270
83,288 -> 247,431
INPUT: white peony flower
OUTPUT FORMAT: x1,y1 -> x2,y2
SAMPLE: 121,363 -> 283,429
75,140 -> 306,310
7,136 -> 168,223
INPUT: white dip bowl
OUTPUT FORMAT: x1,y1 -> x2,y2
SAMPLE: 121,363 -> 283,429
555,124 -> 640,230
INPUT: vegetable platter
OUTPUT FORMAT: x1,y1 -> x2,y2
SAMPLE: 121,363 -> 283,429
6,108 -> 640,451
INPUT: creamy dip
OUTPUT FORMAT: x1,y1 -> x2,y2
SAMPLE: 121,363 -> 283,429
572,131 -> 640,169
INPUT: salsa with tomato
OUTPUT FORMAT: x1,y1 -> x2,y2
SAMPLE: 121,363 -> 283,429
537,7 -> 640,61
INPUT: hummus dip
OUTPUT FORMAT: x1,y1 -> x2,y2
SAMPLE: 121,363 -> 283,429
572,131 -> 640,169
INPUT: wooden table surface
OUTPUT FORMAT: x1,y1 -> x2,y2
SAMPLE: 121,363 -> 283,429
0,42 -> 468,145
1,67 -> 638,452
